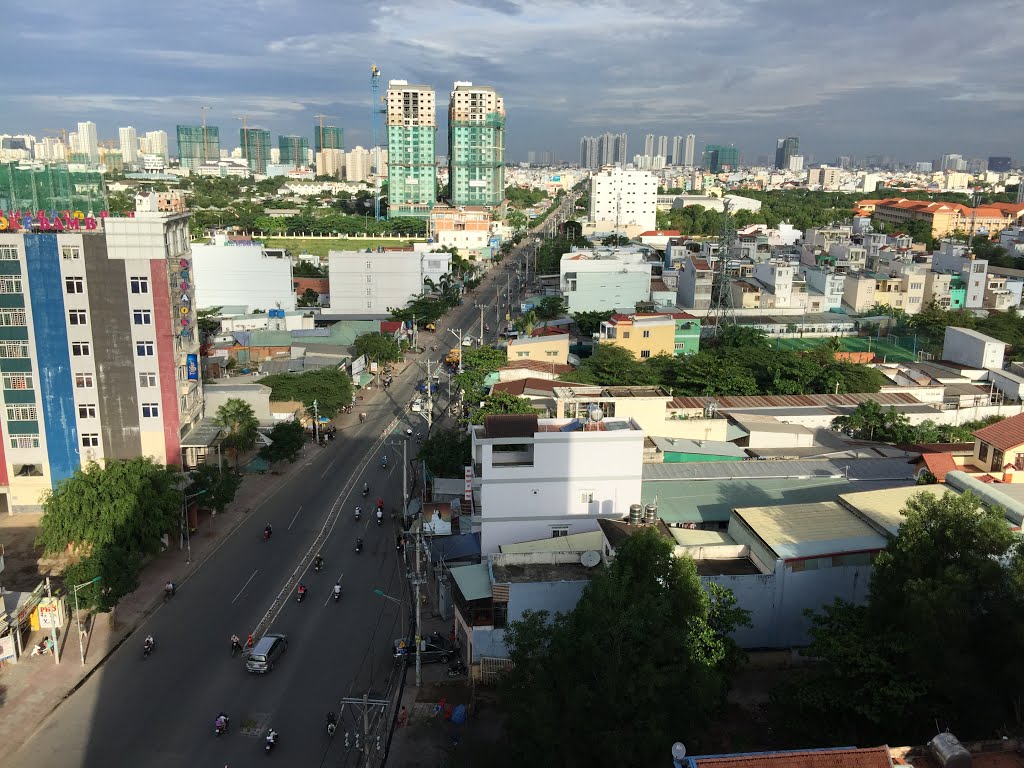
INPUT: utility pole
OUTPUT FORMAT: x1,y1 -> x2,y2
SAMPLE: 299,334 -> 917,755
411,314 -> 417,350
340,694 -> 389,764
424,358 -> 434,430
475,303 -> 485,343
45,577 -> 59,665
402,437 -> 409,518
312,399 -> 320,444
414,532 -> 423,687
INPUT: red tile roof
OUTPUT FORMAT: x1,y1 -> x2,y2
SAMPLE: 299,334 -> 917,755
380,321 -> 402,333
922,453 -> 957,482
639,230 -> 680,237
499,359 -> 574,374
693,746 -> 892,768
973,414 -> 1024,452
491,377 -> 585,396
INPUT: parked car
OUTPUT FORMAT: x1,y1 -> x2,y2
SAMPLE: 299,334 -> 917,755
392,633 -> 452,664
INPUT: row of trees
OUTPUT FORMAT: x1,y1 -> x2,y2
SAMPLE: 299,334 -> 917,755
872,303 -> 1024,360
832,400 -> 1003,445
257,368 -> 354,419
571,328 -> 888,397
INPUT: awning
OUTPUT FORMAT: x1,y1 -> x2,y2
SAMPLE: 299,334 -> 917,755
180,418 -> 224,449
449,562 -> 491,601
429,533 -> 481,564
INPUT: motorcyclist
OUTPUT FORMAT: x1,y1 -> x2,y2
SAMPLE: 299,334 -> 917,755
264,523 -> 273,538
326,711 -> 338,733
376,507 -> 384,523
377,497 -> 384,511
297,583 -> 307,597
266,728 -> 278,744
230,634 -> 241,652
144,635 -> 154,653
164,581 -> 175,597
215,712 -> 229,731
362,482 -> 369,494
333,582 -> 342,598
355,505 -> 362,519
381,454 -> 388,467
356,538 -> 364,552
313,554 -> 324,570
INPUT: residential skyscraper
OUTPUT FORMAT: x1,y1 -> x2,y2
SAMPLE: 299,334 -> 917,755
176,125 -> 220,170
239,128 -> 271,174
656,136 -> 668,159
313,125 -> 344,153
447,81 -> 505,207
141,131 -> 169,161
669,136 -> 682,165
643,134 -> 655,157
278,135 -> 310,168
775,137 -> 799,170
119,127 -> 138,165
386,79 -> 437,218
345,146 -> 372,182
77,121 -> 99,162
704,144 -> 740,172
580,136 -> 599,168
597,132 -> 627,166
684,134 -> 695,167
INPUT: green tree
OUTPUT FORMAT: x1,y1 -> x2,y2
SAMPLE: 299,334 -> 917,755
214,398 -> 260,466
257,367 -> 354,418
534,296 -> 567,320
196,307 -> 223,339
514,309 -> 539,336
570,344 -> 658,386
501,528 -> 750,766
418,426 -> 472,477
292,259 -> 327,277
600,234 -> 631,246
571,310 -> 614,335
186,460 -> 242,513
506,209 -> 529,232
259,421 -> 307,464
831,400 -> 914,442
61,545 -> 141,613
469,391 -> 537,423
353,331 -> 403,363
297,288 -> 320,307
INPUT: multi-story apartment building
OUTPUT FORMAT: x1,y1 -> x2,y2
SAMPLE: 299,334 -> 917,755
559,246 -> 654,313
596,312 -> 699,358
924,270 -> 966,310
278,135 -> 309,169
0,194 -> 203,512
579,136 -> 599,169
589,167 -> 657,232
470,413 -> 644,554
704,144 -> 740,172
140,131 -> 168,162
842,272 -> 877,312
597,132 -> 627,166
799,265 -> 846,311
669,136 -> 682,165
190,233 -> 296,313
119,127 -> 138,166
176,125 -> 220,171
807,166 -> 841,190
387,80 -> 437,218
752,261 -> 807,309
313,125 -> 344,153
676,253 -> 715,310
447,82 -> 505,207
327,246 -> 451,314
239,128 -> 271,175
643,134 -> 655,157
684,134 -> 696,167
775,137 -> 799,170
0,162 -> 107,214
932,240 -> 988,308
859,198 -> 1024,239
76,121 -> 99,163
428,203 -> 493,258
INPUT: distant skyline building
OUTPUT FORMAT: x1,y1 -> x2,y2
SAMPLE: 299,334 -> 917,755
314,125 -> 344,153
775,136 -> 799,170
704,144 -> 740,173
580,136 -> 598,168
656,135 -> 668,159
684,134 -> 695,167
140,130 -> 168,161
119,126 -> 138,165
643,134 -> 654,157
386,79 -> 437,218
278,134 -> 309,168
239,128 -> 271,174
176,124 -> 220,170
76,121 -> 99,162
448,81 -> 505,207
669,136 -> 682,165
597,132 -> 627,166
940,153 -> 966,171
988,156 -> 1012,173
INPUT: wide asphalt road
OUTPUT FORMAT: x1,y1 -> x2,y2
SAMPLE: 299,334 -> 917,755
7,202 -> 570,768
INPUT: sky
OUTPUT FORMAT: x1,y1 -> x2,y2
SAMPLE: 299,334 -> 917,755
6,0 -> 1024,165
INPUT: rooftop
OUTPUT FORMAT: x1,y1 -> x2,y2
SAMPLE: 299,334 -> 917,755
499,359 -> 575,375
689,746 -> 892,768
450,563 -> 492,602
974,413 -> 1024,451
672,392 -> 922,411
642,457 -> 917,483
840,485 -> 958,537
733,501 -> 890,560
491,562 -> 596,583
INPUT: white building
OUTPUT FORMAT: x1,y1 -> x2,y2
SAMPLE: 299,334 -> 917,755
118,127 -> 138,166
933,240 -> 988,308
328,246 -> 452,314
195,159 -> 251,178
190,234 -> 296,312
76,121 -> 98,162
345,146 -> 373,182
140,130 -> 169,162
471,414 -> 645,554
942,326 -> 1006,370
559,245 -> 655,313
589,167 -> 657,233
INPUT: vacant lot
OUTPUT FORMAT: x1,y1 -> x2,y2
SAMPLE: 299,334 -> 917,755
262,238 -> 424,258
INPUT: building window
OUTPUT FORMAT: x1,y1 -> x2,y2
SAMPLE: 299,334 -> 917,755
545,350 -> 558,357
65,276 -> 84,294
7,405 -> 37,420
0,277 -> 23,294
130,276 -> 149,294
580,490 -> 594,503
622,331 -> 630,339
133,309 -> 152,325
142,403 -> 160,418
78,404 -> 97,419
10,435 -> 39,449
81,433 -> 99,448
0,310 -> 27,326
75,373 -> 94,388
640,350 -> 651,359
139,372 -> 157,387
365,261 -> 372,269
3,373 -> 32,390
642,330 -> 651,338
136,341 -> 155,356
979,443 -> 990,464
366,275 -> 372,283
0,341 -> 29,358
0,245 -> 18,260
551,527 -> 569,538
71,342 -> 90,356
68,309 -> 87,325
61,245 -> 81,260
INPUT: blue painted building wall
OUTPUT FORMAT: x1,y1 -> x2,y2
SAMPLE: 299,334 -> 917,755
25,235 -> 79,485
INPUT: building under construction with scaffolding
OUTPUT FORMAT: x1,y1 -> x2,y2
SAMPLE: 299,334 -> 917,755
386,79 -> 437,219
447,81 -> 505,207
0,162 -> 107,214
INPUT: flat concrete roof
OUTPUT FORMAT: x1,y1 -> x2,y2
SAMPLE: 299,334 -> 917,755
839,485 -> 959,537
733,501 -> 889,560
491,562 -> 595,583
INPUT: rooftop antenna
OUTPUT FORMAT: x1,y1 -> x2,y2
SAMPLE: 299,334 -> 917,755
370,65 -> 383,220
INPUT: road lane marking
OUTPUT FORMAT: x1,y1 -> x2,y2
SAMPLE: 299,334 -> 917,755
287,505 -> 303,531
320,456 -> 338,479
232,569 -> 259,604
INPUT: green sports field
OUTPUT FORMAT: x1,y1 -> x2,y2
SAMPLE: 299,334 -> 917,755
773,336 -> 918,363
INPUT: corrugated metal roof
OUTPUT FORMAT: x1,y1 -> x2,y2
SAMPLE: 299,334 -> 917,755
839,485 -> 958,536
692,746 -> 893,768
499,531 -> 604,553
672,392 -> 921,410
449,562 -> 492,601
733,501 -> 889,560
642,458 -> 916,482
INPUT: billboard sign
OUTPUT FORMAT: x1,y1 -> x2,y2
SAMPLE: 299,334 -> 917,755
186,354 -> 199,381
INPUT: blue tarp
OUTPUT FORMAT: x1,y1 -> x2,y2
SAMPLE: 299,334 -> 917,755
428,533 -> 481,564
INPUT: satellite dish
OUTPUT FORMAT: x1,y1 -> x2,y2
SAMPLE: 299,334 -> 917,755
580,550 -> 601,568
672,743 -> 687,760
588,405 -> 604,422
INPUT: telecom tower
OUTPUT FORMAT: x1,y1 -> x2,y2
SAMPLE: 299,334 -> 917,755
706,199 -> 737,335
370,65 -> 383,221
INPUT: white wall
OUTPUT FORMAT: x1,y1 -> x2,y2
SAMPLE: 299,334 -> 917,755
590,168 -> 657,231
191,243 -> 296,312
328,250 -> 450,315
477,427 -> 644,554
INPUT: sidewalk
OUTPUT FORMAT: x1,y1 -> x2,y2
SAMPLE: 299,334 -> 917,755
0,453 -> 310,756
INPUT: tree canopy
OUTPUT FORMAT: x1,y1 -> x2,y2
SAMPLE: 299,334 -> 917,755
533,296 -> 567,320
453,345 -> 508,400
258,367 -> 354,418
501,527 -> 750,766
259,421 -> 307,464
353,331 -> 403,363
214,398 -> 260,465
833,401 -> 1004,444
186,460 -> 242,514
418,426 -> 472,477
469,391 -> 537,423
771,489 -> 1024,745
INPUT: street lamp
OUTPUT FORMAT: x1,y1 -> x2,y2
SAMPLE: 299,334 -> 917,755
74,576 -> 101,666
373,588 -> 407,638
181,489 -> 208,564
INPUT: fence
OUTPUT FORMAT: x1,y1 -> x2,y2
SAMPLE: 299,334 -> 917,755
478,656 -> 514,685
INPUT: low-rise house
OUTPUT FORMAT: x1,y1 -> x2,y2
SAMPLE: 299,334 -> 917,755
505,333 -> 570,365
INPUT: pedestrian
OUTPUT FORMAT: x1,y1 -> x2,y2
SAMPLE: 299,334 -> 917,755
397,706 -> 408,728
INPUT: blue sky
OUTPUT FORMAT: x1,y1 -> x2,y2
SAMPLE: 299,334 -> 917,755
7,0 -> 1024,164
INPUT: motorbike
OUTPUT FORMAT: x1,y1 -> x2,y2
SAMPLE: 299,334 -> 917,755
296,587 -> 307,603
265,732 -> 278,753
231,639 -> 242,657
381,458 -> 388,469
215,715 -> 230,736
376,511 -> 383,527
263,528 -> 272,542
361,485 -> 369,497
314,559 -> 323,573
143,638 -> 155,658
333,586 -> 342,602
447,659 -> 467,677
355,539 -> 363,554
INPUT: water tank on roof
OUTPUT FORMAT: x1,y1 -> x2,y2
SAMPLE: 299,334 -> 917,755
628,504 -> 643,526
928,733 -> 971,768
645,504 -> 658,526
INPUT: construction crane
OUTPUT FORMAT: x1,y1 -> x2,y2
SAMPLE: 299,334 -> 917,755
234,115 -> 252,170
313,113 -> 337,152
201,106 -> 211,163
370,65 -> 384,220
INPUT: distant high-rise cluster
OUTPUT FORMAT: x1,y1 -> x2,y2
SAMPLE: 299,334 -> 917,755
176,125 -> 221,170
579,132 -> 697,168
775,136 -> 799,170
578,132 -> 628,168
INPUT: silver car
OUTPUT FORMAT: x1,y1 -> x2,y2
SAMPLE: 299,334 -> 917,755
245,633 -> 288,674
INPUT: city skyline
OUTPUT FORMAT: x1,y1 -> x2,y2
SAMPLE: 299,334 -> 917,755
5,0 -> 1023,163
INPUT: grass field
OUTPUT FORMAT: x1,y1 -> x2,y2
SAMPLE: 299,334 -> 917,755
261,237 -> 424,257
773,336 -> 919,363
